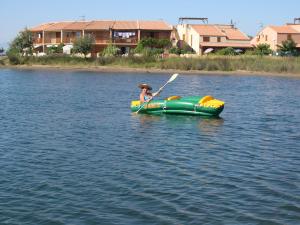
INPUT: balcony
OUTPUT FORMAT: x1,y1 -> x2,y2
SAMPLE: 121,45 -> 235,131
33,38 -> 43,44
113,38 -> 137,44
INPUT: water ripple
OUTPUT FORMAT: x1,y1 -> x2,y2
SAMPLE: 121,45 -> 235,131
0,69 -> 300,224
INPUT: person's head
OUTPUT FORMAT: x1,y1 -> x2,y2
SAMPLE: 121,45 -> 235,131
138,84 -> 152,94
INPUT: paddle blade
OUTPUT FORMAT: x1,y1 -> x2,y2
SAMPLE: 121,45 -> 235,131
168,73 -> 179,83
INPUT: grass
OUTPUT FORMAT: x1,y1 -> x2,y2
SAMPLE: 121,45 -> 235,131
2,54 -> 300,74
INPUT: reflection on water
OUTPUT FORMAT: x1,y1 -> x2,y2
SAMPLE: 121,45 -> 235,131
133,113 -> 224,135
198,117 -> 224,134
1,69 -> 300,225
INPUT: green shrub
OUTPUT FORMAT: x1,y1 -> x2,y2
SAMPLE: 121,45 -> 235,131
169,47 -> 182,55
73,36 -> 95,58
277,39 -> 298,56
134,38 -> 171,56
102,43 -> 119,57
216,47 -> 237,56
255,44 -> 272,56
47,43 -> 64,54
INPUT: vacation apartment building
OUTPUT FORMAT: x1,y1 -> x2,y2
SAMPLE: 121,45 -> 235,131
30,20 -> 173,56
250,22 -> 300,52
176,23 -> 252,55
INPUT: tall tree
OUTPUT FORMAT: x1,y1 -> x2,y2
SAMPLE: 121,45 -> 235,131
255,44 -> 272,56
73,36 -> 95,58
277,39 -> 298,56
8,28 -> 33,56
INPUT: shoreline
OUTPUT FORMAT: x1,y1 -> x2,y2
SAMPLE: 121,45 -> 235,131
1,64 -> 300,78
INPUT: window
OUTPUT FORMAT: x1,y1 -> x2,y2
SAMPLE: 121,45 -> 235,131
190,35 -> 193,45
203,36 -> 210,42
217,37 -> 221,42
183,34 -> 186,41
265,35 -> 268,41
287,34 -> 292,40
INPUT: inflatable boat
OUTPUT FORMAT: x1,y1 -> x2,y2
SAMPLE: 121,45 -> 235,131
131,96 -> 224,117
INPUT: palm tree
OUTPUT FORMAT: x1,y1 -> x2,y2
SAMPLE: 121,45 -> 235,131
277,39 -> 298,56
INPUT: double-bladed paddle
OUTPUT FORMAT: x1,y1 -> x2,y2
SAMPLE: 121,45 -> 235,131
135,73 -> 179,114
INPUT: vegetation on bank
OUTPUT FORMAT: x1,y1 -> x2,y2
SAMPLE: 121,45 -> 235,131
2,28 -> 300,74
1,54 -> 299,74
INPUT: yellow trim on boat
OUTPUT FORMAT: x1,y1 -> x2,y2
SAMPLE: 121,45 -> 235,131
131,100 -> 140,107
165,96 -> 181,101
199,96 -> 224,108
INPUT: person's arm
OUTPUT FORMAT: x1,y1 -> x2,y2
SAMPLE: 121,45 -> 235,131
152,89 -> 162,97
140,94 -> 145,103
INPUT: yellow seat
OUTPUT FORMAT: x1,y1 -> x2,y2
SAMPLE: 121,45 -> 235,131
165,96 -> 181,101
131,100 -> 141,107
199,96 -> 224,108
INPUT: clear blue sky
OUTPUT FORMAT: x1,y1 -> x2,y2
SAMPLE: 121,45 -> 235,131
1,0 -> 300,48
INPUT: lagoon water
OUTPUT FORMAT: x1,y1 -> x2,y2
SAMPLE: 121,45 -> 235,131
0,69 -> 300,225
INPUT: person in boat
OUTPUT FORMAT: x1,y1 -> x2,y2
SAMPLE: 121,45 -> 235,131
139,83 -> 160,103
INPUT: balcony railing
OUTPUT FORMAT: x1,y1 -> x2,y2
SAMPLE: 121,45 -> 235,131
113,38 -> 137,44
33,38 -> 43,44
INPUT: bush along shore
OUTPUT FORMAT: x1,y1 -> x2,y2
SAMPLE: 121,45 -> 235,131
2,55 -> 300,75
1,29 -> 300,75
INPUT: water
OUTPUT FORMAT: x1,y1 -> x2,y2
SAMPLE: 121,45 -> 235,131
0,69 -> 299,225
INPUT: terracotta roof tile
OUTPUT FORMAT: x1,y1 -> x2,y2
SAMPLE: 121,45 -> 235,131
85,21 -> 114,30
269,26 -> 298,34
30,20 -> 173,32
64,21 -> 91,30
191,25 -> 225,36
191,24 -> 249,40
43,22 -> 74,31
287,24 -> 300,32
30,23 -> 54,31
112,21 -> 138,30
139,21 -> 172,30
221,27 -> 250,40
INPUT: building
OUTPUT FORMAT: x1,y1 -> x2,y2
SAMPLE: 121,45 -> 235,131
176,19 -> 252,55
30,20 -> 173,56
251,21 -> 300,52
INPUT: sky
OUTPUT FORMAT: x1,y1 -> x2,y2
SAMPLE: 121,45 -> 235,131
1,0 -> 300,48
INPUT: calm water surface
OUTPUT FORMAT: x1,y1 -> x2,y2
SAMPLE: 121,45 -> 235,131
0,69 -> 299,225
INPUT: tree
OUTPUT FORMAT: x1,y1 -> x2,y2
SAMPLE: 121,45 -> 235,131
277,39 -> 298,56
101,43 -> 119,57
255,44 -> 272,56
134,38 -> 171,55
216,47 -> 237,56
47,43 -> 64,54
8,28 -> 33,56
6,28 -> 33,64
73,36 -> 95,58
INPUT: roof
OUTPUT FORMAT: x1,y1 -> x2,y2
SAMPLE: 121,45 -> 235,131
287,24 -> 300,32
43,22 -> 75,31
30,23 -> 54,31
191,24 -> 250,40
30,20 -> 173,32
64,21 -> 91,30
222,28 -> 250,40
200,42 -> 253,48
85,21 -> 114,30
269,25 -> 299,34
139,21 -> 172,30
191,25 -> 225,36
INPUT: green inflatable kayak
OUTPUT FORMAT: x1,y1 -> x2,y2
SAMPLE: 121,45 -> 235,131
131,95 -> 224,117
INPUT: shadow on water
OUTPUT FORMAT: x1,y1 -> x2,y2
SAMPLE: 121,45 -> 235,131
131,113 -> 224,134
